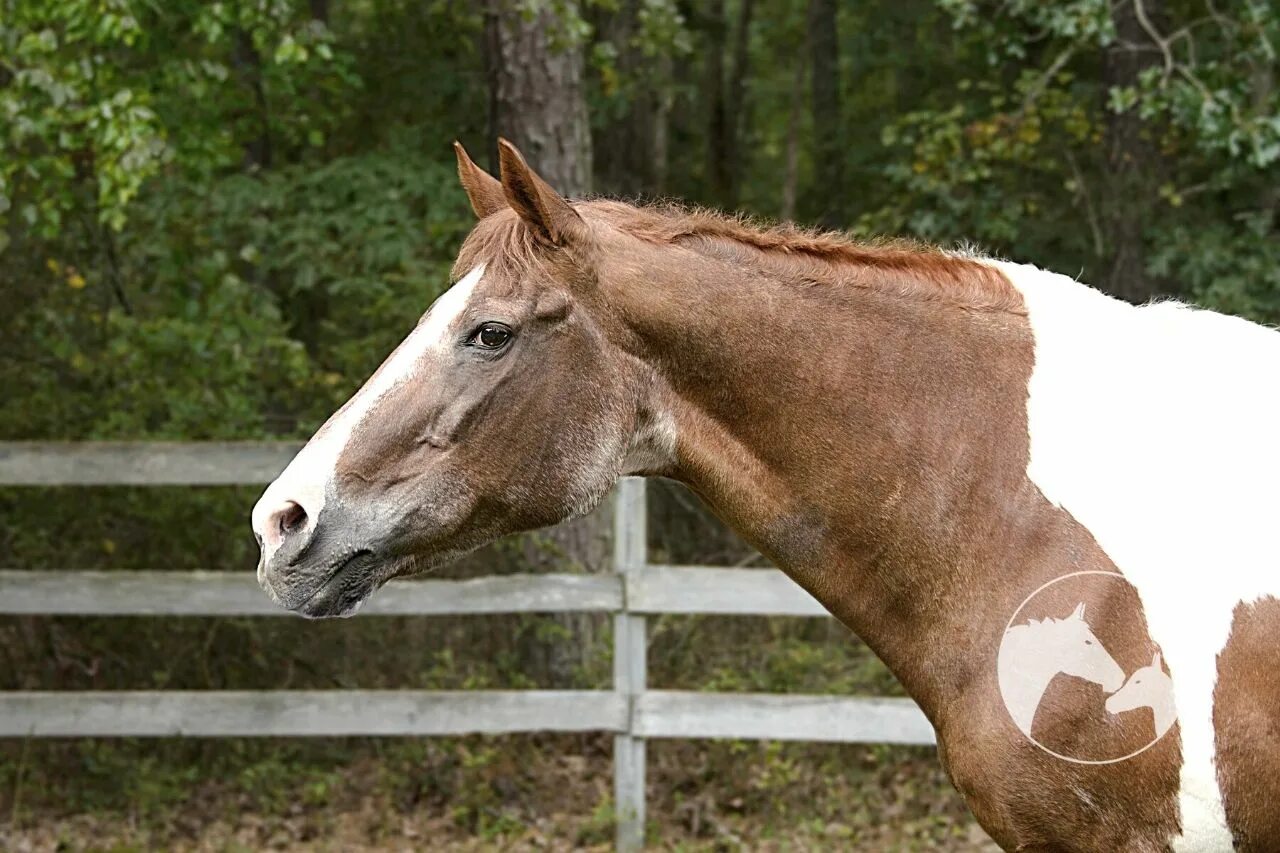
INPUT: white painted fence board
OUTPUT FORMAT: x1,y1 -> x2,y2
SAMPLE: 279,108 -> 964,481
0,691 -> 627,737
611,478 -> 648,852
0,442 -> 302,485
0,568 -> 829,618
613,735 -> 645,848
630,566 -> 828,617
635,691 -> 936,745
612,478 -> 647,575
0,571 -> 623,616
0,690 -> 937,744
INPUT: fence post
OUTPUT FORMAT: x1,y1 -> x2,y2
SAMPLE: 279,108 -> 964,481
612,477 -> 647,851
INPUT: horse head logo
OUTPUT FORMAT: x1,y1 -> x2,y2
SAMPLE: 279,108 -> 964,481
997,602 -> 1126,738
1105,651 -> 1177,739
1050,603 -> 1126,692
998,571 -> 1179,764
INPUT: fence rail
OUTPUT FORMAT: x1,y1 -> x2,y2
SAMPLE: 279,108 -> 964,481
0,570 -> 624,616
0,443 -> 934,851
0,691 -> 930,742
0,691 -> 627,738
0,441 -> 301,485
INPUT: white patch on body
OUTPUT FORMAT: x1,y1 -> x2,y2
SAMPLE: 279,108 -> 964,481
251,264 -> 487,563
991,259 -> 1280,852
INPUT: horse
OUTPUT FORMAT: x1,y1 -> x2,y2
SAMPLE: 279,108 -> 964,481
1108,652 -> 1178,741
251,138 -> 1280,851
997,602 -> 1125,738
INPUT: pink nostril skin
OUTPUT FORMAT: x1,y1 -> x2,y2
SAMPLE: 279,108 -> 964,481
252,470 -> 327,568
276,501 -> 307,537
256,499 -> 313,557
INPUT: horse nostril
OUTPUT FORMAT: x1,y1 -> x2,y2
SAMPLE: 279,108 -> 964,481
278,501 -> 308,537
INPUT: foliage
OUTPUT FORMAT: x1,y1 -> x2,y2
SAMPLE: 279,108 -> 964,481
1,149 -> 470,440
1,0 -> 165,238
864,0 -> 1279,313
0,0 -> 1276,844
0,0 -> 359,241
4,0 -> 1277,446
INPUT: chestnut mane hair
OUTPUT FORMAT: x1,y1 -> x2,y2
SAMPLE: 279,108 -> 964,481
455,197 -> 1025,315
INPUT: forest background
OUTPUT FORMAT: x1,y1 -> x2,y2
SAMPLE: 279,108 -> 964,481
1,0 -> 1277,848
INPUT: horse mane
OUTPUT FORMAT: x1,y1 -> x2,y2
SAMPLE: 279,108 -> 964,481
456,198 -> 1026,315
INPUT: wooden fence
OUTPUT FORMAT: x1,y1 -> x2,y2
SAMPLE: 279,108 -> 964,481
0,443 -> 934,850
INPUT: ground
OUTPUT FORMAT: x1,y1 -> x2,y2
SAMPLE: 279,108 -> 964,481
0,735 -> 999,851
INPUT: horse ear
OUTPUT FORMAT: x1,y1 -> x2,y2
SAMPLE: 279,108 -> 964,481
454,141 -> 506,220
1071,602 -> 1086,621
1152,651 -> 1162,670
496,138 -> 585,247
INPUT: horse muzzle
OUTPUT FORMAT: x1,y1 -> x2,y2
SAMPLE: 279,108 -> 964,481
253,494 -> 385,618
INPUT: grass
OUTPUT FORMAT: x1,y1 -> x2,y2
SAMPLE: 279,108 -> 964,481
0,734 -> 996,851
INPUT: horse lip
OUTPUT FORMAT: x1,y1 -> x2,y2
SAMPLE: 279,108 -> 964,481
292,549 -> 375,617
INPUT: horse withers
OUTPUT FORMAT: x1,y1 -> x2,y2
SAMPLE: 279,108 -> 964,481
252,139 -> 1280,852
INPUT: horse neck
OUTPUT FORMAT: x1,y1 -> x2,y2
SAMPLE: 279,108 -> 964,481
607,239 -> 1052,715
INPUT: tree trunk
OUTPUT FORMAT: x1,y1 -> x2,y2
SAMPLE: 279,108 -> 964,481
482,0 -> 605,684
651,49 -> 673,195
483,0 -> 592,195
725,0 -> 755,200
590,0 -> 669,197
781,57 -> 806,222
702,0 -> 754,208
704,0 -> 730,204
807,0 -> 842,229
231,30 -> 272,172
1249,52 -> 1279,220
1101,0 -> 1167,303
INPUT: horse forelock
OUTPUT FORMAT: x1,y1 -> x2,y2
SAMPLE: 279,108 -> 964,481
453,207 -> 545,283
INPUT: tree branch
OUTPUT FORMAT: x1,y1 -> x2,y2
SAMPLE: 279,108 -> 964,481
1131,0 -> 1173,80
1064,148 -> 1106,259
1018,45 -> 1076,119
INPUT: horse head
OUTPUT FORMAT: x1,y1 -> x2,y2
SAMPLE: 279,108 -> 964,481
1052,602 -> 1126,694
251,140 -> 664,616
1106,651 -> 1172,715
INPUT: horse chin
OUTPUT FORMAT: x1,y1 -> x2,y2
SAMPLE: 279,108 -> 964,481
294,586 -> 371,619
275,530 -> 499,619
269,551 -> 380,619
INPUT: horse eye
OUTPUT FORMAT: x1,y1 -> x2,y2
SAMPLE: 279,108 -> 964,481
471,323 -> 512,350
1085,639 -> 1094,645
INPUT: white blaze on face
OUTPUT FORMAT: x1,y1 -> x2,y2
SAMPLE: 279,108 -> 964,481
252,263 -> 487,563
